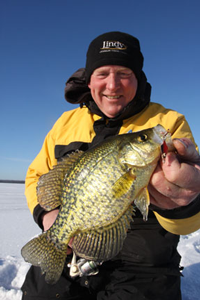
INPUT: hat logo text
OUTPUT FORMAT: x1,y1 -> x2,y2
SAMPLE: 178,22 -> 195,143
101,41 -> 127,51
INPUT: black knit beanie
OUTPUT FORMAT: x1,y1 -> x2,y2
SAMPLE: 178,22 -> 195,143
85,31 -> 144,83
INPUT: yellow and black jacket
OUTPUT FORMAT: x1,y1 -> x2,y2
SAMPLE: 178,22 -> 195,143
25,69 -> 200,270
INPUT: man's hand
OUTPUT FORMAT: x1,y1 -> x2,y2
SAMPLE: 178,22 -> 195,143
42,209 -> 73,254
42,209 -> 60,231
149,138 -> 200,209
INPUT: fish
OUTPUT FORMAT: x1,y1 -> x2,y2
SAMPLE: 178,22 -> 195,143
21,124 -> 173,284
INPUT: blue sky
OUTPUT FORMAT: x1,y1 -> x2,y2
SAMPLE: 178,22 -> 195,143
1,0 -> 200,180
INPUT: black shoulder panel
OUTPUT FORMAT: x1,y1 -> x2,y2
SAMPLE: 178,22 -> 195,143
55,142 -> 90,161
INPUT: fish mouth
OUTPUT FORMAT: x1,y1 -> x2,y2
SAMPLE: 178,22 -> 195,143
153,124 -> 175,152
128,125 -> 174,166
161,140 -> 168,155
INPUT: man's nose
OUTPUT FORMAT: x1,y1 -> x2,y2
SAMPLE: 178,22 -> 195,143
106,74 -> 120,91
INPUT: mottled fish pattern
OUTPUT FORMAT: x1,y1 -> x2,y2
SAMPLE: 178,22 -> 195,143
21,124 -> 172,284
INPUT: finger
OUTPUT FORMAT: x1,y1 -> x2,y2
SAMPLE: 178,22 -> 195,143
66,238 -> 74,255
150,161 -> 199,202
149,182 -> 197,208
150,163 -> 182,198
162,152 -> 200,191
173,138 -> 200,162
148,184 -> 180,209
67,247 -> 73,255
68,237 -> 74,248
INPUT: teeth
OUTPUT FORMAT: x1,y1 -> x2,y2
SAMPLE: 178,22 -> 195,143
106,95 -> 121,99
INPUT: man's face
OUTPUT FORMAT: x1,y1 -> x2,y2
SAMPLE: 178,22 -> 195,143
88,65 -> 138,118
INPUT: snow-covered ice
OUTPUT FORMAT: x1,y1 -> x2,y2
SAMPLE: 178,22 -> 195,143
0,183 -> 199,299
0,183 -> 39,300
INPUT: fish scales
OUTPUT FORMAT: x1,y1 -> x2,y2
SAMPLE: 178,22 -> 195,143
21,124 -> 174,284
55,144 -> 129,240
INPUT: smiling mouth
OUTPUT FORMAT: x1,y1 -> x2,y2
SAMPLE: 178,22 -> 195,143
104,95 -> 121,99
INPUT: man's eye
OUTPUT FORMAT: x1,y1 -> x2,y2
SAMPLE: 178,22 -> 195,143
120,72 -> 132,78
97,73 -> 107,77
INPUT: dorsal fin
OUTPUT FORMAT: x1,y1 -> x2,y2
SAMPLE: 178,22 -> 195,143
37,150 -> 84,210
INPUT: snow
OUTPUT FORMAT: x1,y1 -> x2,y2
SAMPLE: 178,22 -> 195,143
0,183 -> 200,299
0,183 -> 40,300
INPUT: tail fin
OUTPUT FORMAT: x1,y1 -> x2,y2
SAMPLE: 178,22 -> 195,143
21,232 -> 66,284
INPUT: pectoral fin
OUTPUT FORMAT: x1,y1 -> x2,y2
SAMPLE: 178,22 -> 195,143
111,169 -> 136,199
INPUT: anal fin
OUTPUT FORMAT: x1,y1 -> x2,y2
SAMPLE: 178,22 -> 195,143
72,206 -> 134,261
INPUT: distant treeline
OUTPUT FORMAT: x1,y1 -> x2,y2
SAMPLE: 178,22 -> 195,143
0,179 -> 25,184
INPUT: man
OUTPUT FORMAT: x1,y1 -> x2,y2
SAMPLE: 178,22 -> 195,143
21,31 -> 200,300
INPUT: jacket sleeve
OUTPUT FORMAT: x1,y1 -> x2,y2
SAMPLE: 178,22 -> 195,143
152,194 -> 200,235
25,129 -> 57,228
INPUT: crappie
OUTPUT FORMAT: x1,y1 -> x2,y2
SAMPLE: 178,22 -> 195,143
21,124 -> 173,284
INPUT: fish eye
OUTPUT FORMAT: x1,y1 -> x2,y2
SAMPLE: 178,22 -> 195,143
137,134 -> 148,142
